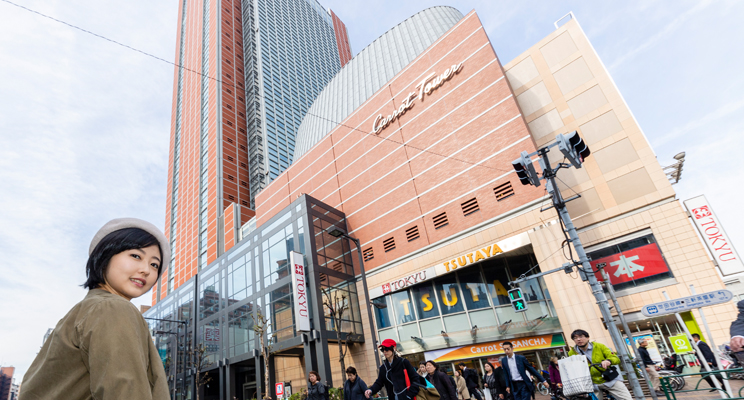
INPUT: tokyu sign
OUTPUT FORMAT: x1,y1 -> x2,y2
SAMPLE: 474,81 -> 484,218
372,62 -> 464,134
684,195 -> 743,276
290,252 -> 310,331
641,290 -> 733,317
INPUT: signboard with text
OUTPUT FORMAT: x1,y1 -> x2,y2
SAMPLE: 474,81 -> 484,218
592,243 -> 670,285
641,290 -> 733,317
276,382 -> 284,397
290,252 -> 311,331
684,195 -> 743,276
424,334 -> 565,362
669,334 -> 694,354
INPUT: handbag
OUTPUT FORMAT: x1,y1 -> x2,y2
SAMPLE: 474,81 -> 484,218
557,355 -> 594,396
405,369 -> 441,400
591,364 -> 620,382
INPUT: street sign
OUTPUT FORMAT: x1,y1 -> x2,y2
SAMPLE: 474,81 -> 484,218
276,382 -> 284,397
641,290 -> 733,317
508,288 -> 528,313
669,334 -> 693,354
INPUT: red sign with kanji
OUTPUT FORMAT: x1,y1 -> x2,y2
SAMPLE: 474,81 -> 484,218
592,243 -> 670,284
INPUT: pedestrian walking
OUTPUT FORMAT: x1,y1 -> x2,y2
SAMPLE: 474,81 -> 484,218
453,370 -> 470,400
547,357 -> 561,393
568,329 -> 632,400
729,300 -> 744,351
308,371 -> 327,400
458,363 -> 482,400
500,342 -> 547,400
638,339 -> 662,395
442,367 -> 458,395
482,362 -> 508,400
692,333 -> 724,391
424,361 -> 457,400
344,367 -> 369,400
365,339 -> 421,400
418,361 -> 428,377
18,218 -> 171,400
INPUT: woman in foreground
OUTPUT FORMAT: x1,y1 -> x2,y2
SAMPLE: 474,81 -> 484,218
19,218 -> 171,400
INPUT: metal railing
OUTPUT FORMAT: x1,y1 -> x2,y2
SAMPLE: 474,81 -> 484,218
659,368 -> 743,400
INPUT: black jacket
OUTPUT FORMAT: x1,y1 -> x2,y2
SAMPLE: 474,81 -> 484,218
483,369 -> 508,398
369,356 -> 421,400
696,340 -> 716,365
307,382 -> 326,400
731,300 -> 744,338
638,346 -> 654,367
426,371 -> 457,400
462,368 -> 479,391
344,377 -> 369,400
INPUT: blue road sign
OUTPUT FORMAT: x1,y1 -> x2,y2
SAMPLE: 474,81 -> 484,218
641,290 -> 733,317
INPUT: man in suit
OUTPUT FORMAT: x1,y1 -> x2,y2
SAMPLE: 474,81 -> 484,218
499,342 -> 548,400
693,333 -> 724,391
730,300 -> 744,351
457,363 -> 482,400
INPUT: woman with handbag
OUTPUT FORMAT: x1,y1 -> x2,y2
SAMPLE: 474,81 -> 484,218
547,357 -> 562,394
482,362 -> 508,400
425,361 -> 457,400
453,370 -> 470,400
365,339 -> 421,400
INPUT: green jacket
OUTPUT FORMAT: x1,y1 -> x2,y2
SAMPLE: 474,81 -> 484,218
19,289 -> 170,400
568,342 -> 621,384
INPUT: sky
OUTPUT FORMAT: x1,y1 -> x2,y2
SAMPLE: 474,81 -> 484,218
1,0 -> 742,380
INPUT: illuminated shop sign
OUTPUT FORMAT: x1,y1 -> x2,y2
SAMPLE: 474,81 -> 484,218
290,251 -> 311,331
372,62 -> 464,134
424,333 -> 566,362
372,232 -> 531,298
590,243 -> 670,285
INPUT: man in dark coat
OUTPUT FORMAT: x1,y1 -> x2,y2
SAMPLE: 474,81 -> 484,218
458,363 -> 482,400
638,339 -> 662,395
499,342 -> 547,400
693,333 -> 724,391
366,339 -> 421,400
344,366 -> 369,400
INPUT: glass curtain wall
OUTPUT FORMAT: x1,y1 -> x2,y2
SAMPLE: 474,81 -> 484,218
374,251 -> 561,354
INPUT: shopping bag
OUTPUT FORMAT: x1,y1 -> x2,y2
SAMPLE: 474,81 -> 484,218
483,389 -> 493,400
558,355 -> 594,396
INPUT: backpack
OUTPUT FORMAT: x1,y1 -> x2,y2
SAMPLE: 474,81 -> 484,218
322,384 -> 330,400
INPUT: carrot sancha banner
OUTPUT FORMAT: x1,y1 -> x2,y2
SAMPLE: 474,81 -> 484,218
425,334 -> 566,362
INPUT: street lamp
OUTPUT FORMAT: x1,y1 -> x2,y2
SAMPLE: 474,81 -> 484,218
663,151 -> 686,184
145,317 -> 188,400
327,227 -> 382,371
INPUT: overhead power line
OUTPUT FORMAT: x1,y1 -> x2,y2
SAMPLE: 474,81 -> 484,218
1,0 -> 518,174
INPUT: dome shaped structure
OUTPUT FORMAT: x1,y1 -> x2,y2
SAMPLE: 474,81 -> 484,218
292,6 -> 464,160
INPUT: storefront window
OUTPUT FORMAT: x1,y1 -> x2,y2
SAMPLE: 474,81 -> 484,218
412,283 -> 440,319
468,309 -> 498,329
391,290 -> 417,324
482,258 -> 511,306
443,313 -> 469,333
458,269 -> 490,310
508,254 -> 544,301
374,296 -> 393,328
398,323 -> 419,342
435,275 -> 465,315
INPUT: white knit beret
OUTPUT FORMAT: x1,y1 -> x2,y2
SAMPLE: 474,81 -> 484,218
89,218 -> 171,264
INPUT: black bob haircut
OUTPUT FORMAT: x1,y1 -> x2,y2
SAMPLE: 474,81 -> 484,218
571,329 -> 590,339
83,227 -> 163,289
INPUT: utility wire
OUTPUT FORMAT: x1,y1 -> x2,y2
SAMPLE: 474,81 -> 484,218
1,0 -> 517,174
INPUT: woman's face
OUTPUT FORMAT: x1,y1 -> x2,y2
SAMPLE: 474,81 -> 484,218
454,370 -> 460,378
309,374 -> 318,384
426,363 -> 436,374
103,245 -> 161,300
484,363 -> 492,372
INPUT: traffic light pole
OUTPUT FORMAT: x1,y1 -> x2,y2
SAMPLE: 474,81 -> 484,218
537,147 -> 646,400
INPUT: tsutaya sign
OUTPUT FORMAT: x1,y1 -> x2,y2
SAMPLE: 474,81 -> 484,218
372,62 -> 464,134
684,195 -> 743,276
289,251 -> 311,331
371,232 -> 531,298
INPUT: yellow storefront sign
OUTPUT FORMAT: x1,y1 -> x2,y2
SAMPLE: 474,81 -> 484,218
443,244 -> 504,272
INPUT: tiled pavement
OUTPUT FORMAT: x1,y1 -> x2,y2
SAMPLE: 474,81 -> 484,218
532,378 -> 744,400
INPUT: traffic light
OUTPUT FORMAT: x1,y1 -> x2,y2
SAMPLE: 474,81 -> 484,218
512,151 -> 541,187
508,287 -> 528,313
556,131 -> 591,168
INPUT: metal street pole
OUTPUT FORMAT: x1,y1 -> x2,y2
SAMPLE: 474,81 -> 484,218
539,148 -> 646,400
689,284 -> 733,396
600,267 -> 656,400
662,291 -> 728,397
348,235 -> 382,371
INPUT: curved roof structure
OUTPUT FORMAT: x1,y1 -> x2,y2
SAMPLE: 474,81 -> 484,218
292,6 -> 464,159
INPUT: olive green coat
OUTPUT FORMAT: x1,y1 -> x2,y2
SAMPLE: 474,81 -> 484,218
19,289 -> 169,400
568,341 -> 621,385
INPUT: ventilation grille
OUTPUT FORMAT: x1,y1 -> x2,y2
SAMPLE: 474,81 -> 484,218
461,197 -> 479,216
406,226 -> 420,242
383,237 -> 396,252
363,247 -> 374,262
433,212 -> 449,229
494,182 -> 515,201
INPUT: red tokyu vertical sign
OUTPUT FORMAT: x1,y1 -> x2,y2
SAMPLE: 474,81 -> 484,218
591,243 -> 670,285
684,195 -> 743,276
290,251 -> 311,331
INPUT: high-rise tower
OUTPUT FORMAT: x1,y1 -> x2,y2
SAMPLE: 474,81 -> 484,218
157,0 -> 351,303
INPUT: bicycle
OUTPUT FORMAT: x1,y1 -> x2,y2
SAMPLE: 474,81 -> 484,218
657,370 -> 685,391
